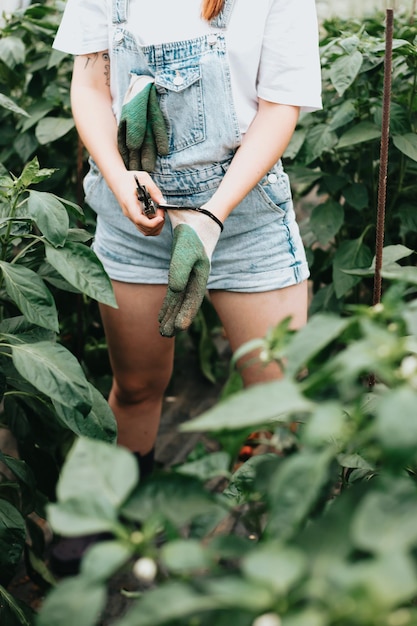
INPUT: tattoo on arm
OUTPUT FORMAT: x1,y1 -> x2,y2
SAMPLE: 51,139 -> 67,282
83,53 -> 98,68
82,51 -> 111,86
103,52 -> 110,87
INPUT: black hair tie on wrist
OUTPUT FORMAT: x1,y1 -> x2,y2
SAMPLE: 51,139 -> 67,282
159,203 -> 224,232
189,207 -> 224,231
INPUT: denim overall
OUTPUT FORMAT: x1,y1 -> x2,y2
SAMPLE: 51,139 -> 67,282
85,0 -> 309,291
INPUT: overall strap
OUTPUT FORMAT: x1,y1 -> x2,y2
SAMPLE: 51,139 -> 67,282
210,0 -> 236,29
112,0 -> 128,25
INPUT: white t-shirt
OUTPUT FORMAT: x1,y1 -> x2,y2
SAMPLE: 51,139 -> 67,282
53,0 -> 322,134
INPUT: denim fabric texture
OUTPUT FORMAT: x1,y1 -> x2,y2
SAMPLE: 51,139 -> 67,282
85,0 -> 310,290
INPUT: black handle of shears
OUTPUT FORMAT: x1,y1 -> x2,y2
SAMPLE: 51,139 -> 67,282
134,176 -> 223,231
134,176 -> 158,218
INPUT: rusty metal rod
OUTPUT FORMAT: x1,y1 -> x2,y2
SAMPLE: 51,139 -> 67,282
373,8 -> 394,306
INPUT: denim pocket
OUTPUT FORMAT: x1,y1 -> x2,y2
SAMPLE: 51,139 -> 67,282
255,165 -> 292,216
154,65 -> 206,153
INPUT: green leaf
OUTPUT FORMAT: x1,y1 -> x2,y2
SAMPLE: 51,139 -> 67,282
0,452 -> 36,494
0,93 -> 29,118
121,473 -> 226,527
328,99 -> 356,131
56,438 -> 137,508
243,544 -> 306,593
284,129 -> 306,160
37,578 -> 106,626
224,453 -> 277,505
332,237 -> 373,298
175,451 -> 231,481
47,498 -> 118,536
20,101 -> 54,132
0,585 -> 34,626
161,539 -> 211,574
202,576 -> 275,611
81,541 -> 133,583
296,483 -> 367,571
352,479 -> 417,553
310,199 -> 344,245
330,51 -> 363,96
113,581 -> 233,626
337,122 -> 381,148
116,583 -> 211,626
48,439 -> 138,535
304,124 -> 338,163
343,183 -> 368,210
45,241 -> 117,307
344,245 -> 414,277
282,609 -> 327,626
398,204 -> 417,239
286,166 -> 322,195
18,157 -> 41,188
181,379 -> 313,432
302,402 -> 349,447
266,450 -> 334,540
0,261 -> 59,332
0,500 -> 26,582
192,309 -> 216,383
337,453 -> 373,471
53,383 -> 117,443
284,313 -> 350,376
375,387 -> 417,453
9,340 -> 92,415
393,133 -> 417,162
27,190 -> 68,246
381,265 -> 417,285
330,551 -> 417,609
0,36 -> 25,68
35,117 -> 75,144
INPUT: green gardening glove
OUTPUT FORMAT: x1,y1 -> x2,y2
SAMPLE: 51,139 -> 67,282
158,210 -> 222,337
117,75 -> 169,172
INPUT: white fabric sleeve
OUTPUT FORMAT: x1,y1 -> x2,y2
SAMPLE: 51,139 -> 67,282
52,0 -> 109,55
257,0 -> 322,112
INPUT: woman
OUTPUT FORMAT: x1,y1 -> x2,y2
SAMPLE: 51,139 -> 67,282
53,0 -> 321,484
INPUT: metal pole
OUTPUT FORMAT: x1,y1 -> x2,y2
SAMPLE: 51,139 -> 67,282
372,9 -> 394,306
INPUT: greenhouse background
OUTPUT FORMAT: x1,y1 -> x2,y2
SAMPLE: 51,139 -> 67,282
0,0 -> 416,21
317,0 -> 415,17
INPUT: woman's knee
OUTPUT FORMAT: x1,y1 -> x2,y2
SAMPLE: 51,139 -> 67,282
111,367 -> 173,406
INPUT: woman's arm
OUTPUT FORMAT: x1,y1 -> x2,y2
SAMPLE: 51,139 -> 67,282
203,99 -> 300,223
70,52 -> 166,236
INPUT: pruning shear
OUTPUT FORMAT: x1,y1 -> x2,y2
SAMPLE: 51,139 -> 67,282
134,176 -> 224,231
135,176 -> 158,218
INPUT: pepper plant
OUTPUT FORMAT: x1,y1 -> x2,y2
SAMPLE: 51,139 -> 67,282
36,247 -> 417,626
0,1 -> 78,199
0,157 -> 118,622
285,11 -> 417,314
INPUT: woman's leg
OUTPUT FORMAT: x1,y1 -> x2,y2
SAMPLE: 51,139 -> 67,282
50,282 -> 173,576
99,281 -> 175,455
210,281 -> 308,387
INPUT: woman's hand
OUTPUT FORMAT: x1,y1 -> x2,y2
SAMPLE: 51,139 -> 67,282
112,170 -> 166,236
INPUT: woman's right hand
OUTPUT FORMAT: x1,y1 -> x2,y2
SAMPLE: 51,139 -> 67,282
111,170 -> 166,236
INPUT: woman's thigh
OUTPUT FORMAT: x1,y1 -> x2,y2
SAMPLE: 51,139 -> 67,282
99,281 -> 175,397
210,281 -> 308,386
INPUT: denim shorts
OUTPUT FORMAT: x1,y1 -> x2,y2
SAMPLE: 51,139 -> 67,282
86,159 -> 309,292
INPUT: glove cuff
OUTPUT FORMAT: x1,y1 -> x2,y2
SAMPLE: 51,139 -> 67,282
167,209 -> 221,258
